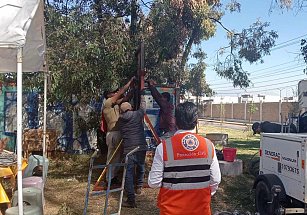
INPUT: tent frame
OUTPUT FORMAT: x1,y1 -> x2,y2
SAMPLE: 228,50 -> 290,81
14,47 -> 47,215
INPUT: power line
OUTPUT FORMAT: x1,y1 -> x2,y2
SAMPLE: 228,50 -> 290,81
214,78 -> 303,92
207,60 -> 305,83
209,33 -> 307,95
248,60 -> 302,74
214,84 -> 298,95
250,64 -> 305,78
273,33 -> 307,47
212,72 -> 305,90
209,65 -> 305,87
207,33 -> 307,84
271,40 -> 301,51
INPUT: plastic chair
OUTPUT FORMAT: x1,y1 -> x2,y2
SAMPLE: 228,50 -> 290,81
23,155 -> 49,179
11,187 -> 43,210
5,205 -> 42,215
22,176 -> 43,190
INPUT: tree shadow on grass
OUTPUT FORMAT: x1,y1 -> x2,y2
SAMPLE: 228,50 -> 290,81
212,174 -> 256,214
228,139 -> 260,150
48,153 -> 107,182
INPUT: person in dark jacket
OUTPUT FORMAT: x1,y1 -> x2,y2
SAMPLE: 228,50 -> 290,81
299,111 -> 307,133
118,93 -> 147,208
147,80 -> 176,135
252,121 -> 297,134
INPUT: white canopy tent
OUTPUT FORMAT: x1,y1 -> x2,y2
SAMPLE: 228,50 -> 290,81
0,0 -> 47,214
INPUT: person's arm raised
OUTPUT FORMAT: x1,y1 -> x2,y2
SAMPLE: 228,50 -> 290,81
110,76 -> 135,104
148,79 -> 165,108
115,89 -> 134,105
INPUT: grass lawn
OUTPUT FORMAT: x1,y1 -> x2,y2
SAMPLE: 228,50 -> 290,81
42,125 -> 261,215
200,125 -> 260,214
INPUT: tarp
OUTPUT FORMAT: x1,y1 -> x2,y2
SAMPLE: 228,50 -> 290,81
0,0 -> 45,73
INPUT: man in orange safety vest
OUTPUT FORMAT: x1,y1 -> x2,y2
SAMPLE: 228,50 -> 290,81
148,101 -> 221,215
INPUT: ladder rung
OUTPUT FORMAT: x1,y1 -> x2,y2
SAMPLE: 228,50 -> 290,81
91,187 -> 124,196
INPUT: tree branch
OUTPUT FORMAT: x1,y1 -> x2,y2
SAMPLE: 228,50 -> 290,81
208,17 -> 232,34
140,0 -> 152,9
180,26 -> 199,70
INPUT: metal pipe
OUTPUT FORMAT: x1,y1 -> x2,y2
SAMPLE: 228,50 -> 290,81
16,47 -> 24,215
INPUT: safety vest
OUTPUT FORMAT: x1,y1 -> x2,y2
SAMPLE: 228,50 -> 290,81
158,132 -> 214,215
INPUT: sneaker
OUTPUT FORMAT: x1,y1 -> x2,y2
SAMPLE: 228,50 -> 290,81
122,200 -> 137,208
135,187 -> 142,195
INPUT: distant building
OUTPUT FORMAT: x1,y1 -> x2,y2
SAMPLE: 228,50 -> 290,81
182,94 -> 297,104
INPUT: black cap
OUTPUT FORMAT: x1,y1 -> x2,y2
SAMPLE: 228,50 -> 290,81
252,122 -> 260,135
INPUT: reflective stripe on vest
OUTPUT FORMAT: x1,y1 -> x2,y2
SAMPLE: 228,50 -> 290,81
162,133 -> 213,190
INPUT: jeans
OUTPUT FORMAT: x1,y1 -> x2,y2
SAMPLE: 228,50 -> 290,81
106,131 -> 122,181
124,150 -> 146,201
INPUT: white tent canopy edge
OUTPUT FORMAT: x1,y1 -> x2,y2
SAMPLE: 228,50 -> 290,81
0,0 -> 45,72
0,0 -> 47,214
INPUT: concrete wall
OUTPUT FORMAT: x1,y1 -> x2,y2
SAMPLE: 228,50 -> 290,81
233,103 -> 246,121
203,101 -> 298,123
262,102 -> 280,122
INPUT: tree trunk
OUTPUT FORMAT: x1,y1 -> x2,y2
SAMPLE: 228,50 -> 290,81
93,0 -> 103,21
180,25 -> 200,70
130,0 -> 137,40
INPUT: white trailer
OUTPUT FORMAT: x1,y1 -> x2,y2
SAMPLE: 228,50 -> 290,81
254,132 -> 307,214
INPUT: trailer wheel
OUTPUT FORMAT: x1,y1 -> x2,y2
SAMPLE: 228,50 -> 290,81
255,181 -> 279,215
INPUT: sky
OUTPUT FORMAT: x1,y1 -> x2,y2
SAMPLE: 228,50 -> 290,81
194,0 -> 307,98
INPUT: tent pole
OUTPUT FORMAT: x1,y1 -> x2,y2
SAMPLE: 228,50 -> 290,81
17,47 -> 24,215
41,68 -> 47,213
42,70 -> 47,181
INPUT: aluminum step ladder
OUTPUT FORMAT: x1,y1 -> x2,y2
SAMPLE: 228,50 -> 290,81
83,147 -> 139,215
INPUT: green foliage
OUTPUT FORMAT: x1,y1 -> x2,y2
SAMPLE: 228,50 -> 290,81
226,0 -> 241,12
248,102 -> 258,114
215,58 -> 250,88
215,21 -> 278,88
144,0 -> 222,84
45,2 -> 134,106
35,0 -> 281,131
43,1 -> 137,131
185,49 -> 212,99
234,21 -> 278,63
43,0 -> 280,100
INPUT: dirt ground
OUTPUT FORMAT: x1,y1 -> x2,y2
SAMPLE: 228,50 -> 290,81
45,178 -> 160,215
1,126 -> 258,215
42,149 -> 256,215
43,152 -> 162,215
44,171 -> 255,215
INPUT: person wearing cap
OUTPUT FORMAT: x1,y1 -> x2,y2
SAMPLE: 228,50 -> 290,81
252,122 -> 261,135
252,121 -> 297,134
118,90 -> 147,208
147,79 -> 176,136
148,101 -> 221,215
102,77 -> 135,185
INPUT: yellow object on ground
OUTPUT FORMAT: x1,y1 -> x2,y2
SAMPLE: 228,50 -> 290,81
22,159 -> 28,171
0,167 -> 13,178
0,158 -> 28,205
7,159 -> 28,177
0,182 -> 10,203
